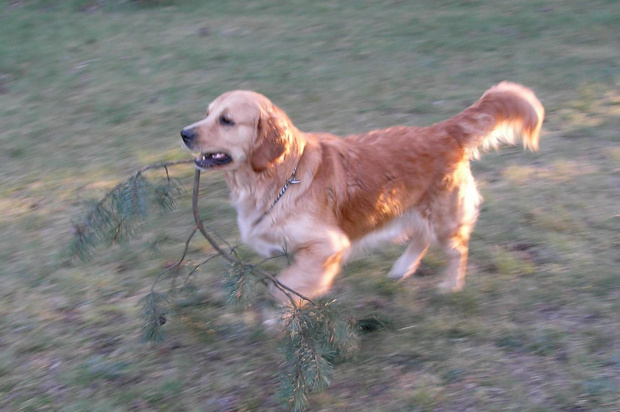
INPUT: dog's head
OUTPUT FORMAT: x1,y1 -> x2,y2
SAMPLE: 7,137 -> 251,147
181,90 -> 294,173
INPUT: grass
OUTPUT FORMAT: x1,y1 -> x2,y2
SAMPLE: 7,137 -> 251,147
1,0 -> 619,410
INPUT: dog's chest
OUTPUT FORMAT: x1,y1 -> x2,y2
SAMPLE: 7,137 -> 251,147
237,213 -> 286,257
232,193 -> 287,257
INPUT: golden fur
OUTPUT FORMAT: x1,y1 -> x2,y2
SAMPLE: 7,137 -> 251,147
181,82 -> 544,304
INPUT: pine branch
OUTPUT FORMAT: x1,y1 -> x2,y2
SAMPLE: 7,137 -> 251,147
67,159 -> 191,262
153,165 -> 184,213
182,253 -> 220,286
275,300 -> 358,410
222,261 -> 260,308
150,227 -> 198,293
71,158 -> 361,411
138,292 -> 169,343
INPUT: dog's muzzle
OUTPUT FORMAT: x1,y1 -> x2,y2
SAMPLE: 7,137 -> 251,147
181,128 -> 233,169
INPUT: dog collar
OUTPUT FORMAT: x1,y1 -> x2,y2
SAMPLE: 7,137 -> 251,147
254,160 -> 301,225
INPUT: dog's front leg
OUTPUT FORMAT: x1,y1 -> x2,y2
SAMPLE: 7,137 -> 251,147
269,232 -> 351,306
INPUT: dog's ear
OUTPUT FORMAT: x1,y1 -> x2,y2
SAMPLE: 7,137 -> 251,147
251,107 -> 289,173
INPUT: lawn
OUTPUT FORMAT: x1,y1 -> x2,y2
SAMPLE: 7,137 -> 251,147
0,0 -> 618,410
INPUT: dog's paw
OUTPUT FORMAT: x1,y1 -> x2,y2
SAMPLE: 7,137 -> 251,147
438,279 -> 464,293
387,266 -> 417,280
387,260 -> 421,280
387,269 -> 406,280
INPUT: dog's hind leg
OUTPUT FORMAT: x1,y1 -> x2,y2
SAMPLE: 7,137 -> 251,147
387,230 -> 430,280
435,173 -> 481,293
437,237 -> 470,292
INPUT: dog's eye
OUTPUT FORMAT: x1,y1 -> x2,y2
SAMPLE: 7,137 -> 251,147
219,115 -> 235,126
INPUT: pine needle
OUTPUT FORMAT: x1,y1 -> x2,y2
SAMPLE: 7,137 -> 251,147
138,292 -> 169,343
66,161 -> 188,263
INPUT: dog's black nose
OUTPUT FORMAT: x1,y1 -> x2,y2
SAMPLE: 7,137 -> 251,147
180,128 -> 196,146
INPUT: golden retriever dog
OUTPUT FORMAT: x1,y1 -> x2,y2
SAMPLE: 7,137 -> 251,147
181,82 -> 544,304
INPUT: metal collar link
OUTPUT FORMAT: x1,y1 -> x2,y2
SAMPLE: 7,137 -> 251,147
254,164 -> 301,225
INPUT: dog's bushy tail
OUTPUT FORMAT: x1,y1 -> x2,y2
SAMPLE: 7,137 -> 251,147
443,82 -> 544,158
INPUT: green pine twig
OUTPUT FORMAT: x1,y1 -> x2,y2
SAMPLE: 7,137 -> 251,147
70,158 -> 361,411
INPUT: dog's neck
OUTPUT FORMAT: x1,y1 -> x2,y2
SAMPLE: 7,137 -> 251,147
225,136 -> 307,218
253,149 -> 304,225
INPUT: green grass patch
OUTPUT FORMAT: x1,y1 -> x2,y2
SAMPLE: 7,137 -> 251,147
1,0 -> 619,410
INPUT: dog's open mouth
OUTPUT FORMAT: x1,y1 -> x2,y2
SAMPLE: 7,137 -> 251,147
194,152 -> 233,169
